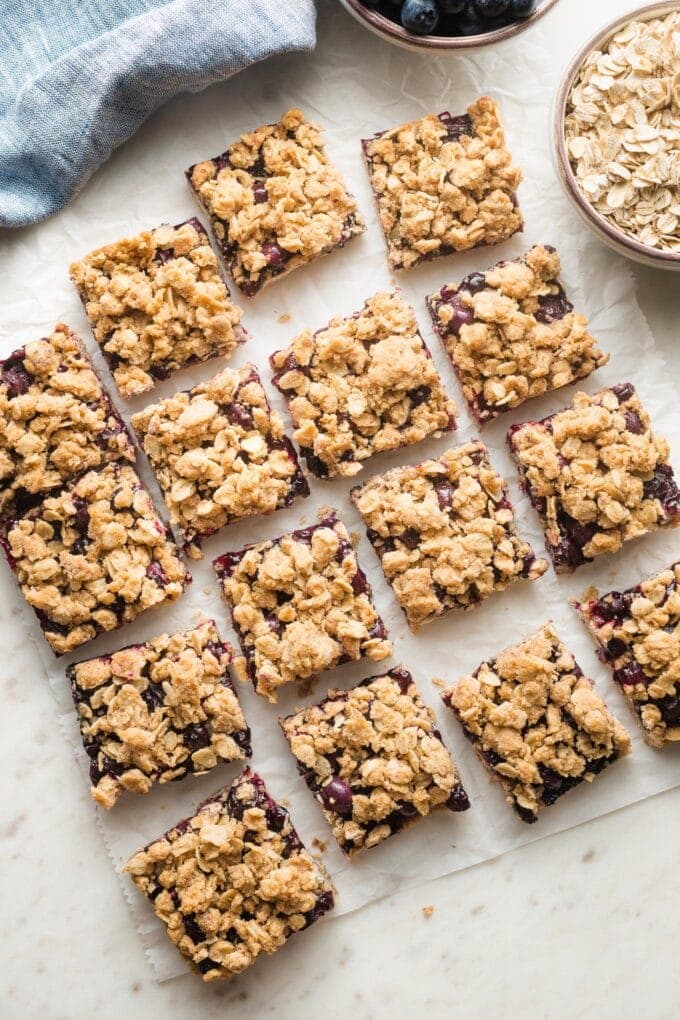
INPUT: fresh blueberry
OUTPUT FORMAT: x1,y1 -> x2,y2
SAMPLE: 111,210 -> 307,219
508,0 -> 537,16
473,0 -> 510,17
401,0 -> 439,34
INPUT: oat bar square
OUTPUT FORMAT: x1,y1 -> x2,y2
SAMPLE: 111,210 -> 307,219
351,442 -> 547,630
575,562 -> 680,748
68,620 -> 250,809
131,365 -> 308,558
213,512 -> 392,703
281,665 -> 469,856
443,623 -> 631,823
70,218 -> 245,399
426,245 -> 609,425
362,96 -> 523,272
1,462 -> 190,654
187,108 -> 365,296
0,323 -> 135,517
124,768 -> 334,981
270,290 -> 457,479
508,384 -> 680,573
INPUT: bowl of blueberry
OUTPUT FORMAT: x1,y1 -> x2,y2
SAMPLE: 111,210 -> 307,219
339,0 -> 559,51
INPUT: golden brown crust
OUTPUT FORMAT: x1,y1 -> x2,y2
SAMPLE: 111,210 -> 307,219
508,384 -> 680,573
270,290 -> 457,478
131,365 -> 308,558
70,219 -> 244,399
0,324 -> 135,516
69,621 -> 250,808
213,512 -> 392,702
427,246 -> 609,424
443,623 -> 631,822
4,462 -> 190,654
576,562 -> 680,748
351,442 -> 548,630
187,109 -> 365,295
363,97 -> 523,271
124,769 -> 334,981
281,666 -> 468,856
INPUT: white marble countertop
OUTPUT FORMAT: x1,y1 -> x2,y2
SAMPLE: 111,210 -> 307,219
2,1 -> 680,1017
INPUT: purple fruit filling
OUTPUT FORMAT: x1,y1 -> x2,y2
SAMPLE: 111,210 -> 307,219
534,288 -> 573,324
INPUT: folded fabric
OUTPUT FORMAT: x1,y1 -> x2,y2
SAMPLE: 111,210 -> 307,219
0,0 -> 317,228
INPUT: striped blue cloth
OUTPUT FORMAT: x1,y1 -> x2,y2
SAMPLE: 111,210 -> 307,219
0,0 -> 317,227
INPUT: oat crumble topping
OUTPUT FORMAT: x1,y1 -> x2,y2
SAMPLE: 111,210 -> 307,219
270,290 -> 457,478
362,96 -> 523,272
508,383 -> 680,573
351,442 -> 548,630
69,620 -> 250,809
281,666 -> 469,856
125,768 -> 334,981
576,561 -> 680,748
0,323 -> 135,516
70,218 -> 245,399
213,511 -> 392,702
427,245 -> 609,424
443,623 -> 631,823
565,11 -> 680,252
2,462 -> 190,654
131,365 -> 308,558
187,109 -> 365,296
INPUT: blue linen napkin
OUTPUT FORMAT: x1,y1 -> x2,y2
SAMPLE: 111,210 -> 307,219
0,0 -> 317,227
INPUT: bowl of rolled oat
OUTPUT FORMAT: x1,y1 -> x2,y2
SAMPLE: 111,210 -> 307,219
554,2 -> 680,270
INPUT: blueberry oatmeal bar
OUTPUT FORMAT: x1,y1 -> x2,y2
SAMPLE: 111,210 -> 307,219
1,462 -> 190,654
131,365 -> 308,558
575,563 -> 680,748
426,245 -> 609,425
68,621 -> 250,809
351,442 -> 548,631
362,96 -> 523,272
508,384 -> 680,574
270,290 -> 457,479
281,665 -> 469,856
213,512 -> 392,703
0,323 -> 134,517
187,109 -> 365,296
125,768 -> 334,981
443,623 -> 631,823
70,218 -> 245,399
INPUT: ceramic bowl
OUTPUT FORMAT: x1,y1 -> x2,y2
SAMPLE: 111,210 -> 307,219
553,1 -> 680,272
338,0 -> 560,54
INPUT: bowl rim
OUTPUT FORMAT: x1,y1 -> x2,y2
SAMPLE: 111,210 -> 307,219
340,0 -> 560,51
553,0 -> 680,266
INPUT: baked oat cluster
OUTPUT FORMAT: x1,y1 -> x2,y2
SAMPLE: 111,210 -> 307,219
2,462 -> 190,654
270,290 -> 457,478
69,621 -> 250,809
281,666 -> 469,856
351,442 -> 548,630
0,323 -> 135,516
565,10 -> 680,253
443,623 -> 631,823
576,561 -> 680,748
508,383 -> 680,573
70,218 -> 245,399
213,512 -> 392,702
125,769 -> 334,981
362,96 -> 523,272
131,365 -> 308,558
426,245 -> 609,424
187,108 -> 365,296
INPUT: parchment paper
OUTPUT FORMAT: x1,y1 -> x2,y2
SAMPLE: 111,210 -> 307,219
3,0 -> 680,983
